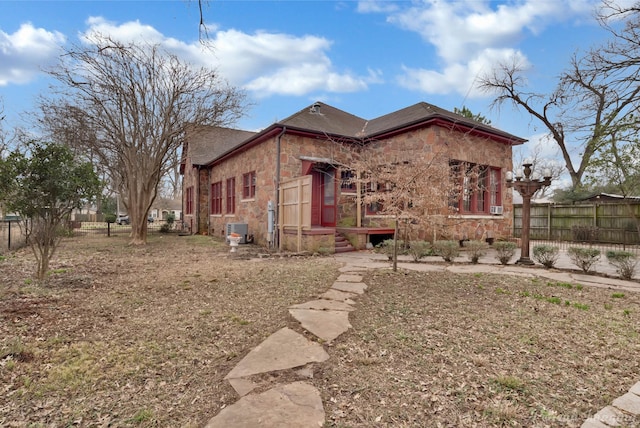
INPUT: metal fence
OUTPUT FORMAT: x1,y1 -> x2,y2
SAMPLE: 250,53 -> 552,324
0,220 -> 26,253
65,220 -> 177,237
0,219 -> 183,253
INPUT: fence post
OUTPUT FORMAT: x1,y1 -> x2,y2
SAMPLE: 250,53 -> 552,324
8,220 -> 11,250
547,203 -> 551,240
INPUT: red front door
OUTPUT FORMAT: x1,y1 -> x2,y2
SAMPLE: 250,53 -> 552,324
311,167 -> 336,227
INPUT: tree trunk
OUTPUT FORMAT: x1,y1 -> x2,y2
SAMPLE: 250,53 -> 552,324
392,217 -> 399,272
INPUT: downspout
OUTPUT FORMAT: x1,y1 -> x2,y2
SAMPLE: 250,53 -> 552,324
207,167 -> 211,236
275,126 -> 286,250
196,165 -> 202,235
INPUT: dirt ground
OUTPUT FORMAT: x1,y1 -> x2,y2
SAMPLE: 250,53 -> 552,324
1,234 -> 640,427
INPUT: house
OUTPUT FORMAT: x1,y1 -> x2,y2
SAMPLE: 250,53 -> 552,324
180,101 -> 526,252
579,193 -> 640,203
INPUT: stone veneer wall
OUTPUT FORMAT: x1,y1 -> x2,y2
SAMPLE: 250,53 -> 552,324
200,122 -> 515,250
197,168 -> 209,234
359,125 -> 515,242
207,138 -> 278,245
181,158 -> 198,234
281,228 -> 335,253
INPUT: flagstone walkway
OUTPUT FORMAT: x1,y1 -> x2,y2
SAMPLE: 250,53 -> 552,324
205,251 -> 640,427
205,263 -> 367,428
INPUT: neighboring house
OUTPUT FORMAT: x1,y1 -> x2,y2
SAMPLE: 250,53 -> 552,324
180,101 -> 526,253
579,193 -> 640,203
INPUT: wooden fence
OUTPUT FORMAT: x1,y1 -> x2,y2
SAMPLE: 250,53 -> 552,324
513,202 -> 640,246
278,175 -> 311,251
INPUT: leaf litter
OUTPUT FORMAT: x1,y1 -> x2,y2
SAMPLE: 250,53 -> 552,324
1,235 -> 639,427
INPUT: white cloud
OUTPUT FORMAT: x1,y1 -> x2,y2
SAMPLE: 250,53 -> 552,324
388,0 -> 587,63
81,18 -> 374,97
0,23 -> 65,86
82,16 -> 166,44
357,1 -> 399,14
380,0 -> 598,97
398,48 -> 529,98
209,29 -> 375,96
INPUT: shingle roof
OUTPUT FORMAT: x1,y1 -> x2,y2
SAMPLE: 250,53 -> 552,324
364,102 -> 524,141
186,125 -> 257,165
277,101 -> 524,142
277,102 -> 367,137
184,101 -> 526,167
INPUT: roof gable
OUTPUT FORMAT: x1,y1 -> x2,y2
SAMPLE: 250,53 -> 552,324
278,102 -> 367,137
185,125 -> 257,166
364,102 -> 524,142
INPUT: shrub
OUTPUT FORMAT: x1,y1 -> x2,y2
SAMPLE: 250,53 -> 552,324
376,239 -> 406,261
464,240 -> 488,264
567,247 -> 601,273
407,241 -> 431,262
104,213 -> 116,224
166,212 -> 176,226
572,225 -> 599,242
606,250 -> 638,280
432,240 -> 460,262
494,241 -> 517,265
532,245 -> 560,268
159,223 -> 172,234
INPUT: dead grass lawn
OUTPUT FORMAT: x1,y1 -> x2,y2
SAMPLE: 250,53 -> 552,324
319,269 -> 640,427
1,234 -> 339,427
1,235 -> 639,427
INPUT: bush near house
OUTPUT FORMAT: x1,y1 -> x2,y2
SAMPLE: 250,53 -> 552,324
533,245 -> 560,268
408,240 -> 432,262
464,240 -> 489,264
376,239 -> 407,261
494,241 -> 517,265
432,240 -> 460,262
606,250 -> 638,280
568,247 -> 601,273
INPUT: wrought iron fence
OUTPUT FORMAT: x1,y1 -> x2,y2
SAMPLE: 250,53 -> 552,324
0,220 -> 26,252
65,220 -> 176,237
0,219 -> 183,253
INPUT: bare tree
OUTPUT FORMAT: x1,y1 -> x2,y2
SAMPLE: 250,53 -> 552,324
479,5 -> 640,190
42,34 -> 247,244
512,139 -> 564,199
348,145 -> 460,271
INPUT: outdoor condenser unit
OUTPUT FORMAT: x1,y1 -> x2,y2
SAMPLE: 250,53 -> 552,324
490,206 -> 504,215
226,223 -> 248,244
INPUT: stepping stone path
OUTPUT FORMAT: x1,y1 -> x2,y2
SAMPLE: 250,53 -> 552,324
206,250 -> 640,427
205,265 -> 368,427
581,381 -> 640,427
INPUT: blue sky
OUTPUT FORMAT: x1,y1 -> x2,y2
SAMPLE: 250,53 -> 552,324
0,0 -> 622,169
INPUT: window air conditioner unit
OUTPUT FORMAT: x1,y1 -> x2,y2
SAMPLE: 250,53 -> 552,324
226,223 -> 248,244
490,206 -> 503,215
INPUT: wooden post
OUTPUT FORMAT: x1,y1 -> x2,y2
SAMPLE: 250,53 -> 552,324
547,203 -> 551,240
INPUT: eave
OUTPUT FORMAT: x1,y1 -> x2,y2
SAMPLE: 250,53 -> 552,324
369,116 -> 527,146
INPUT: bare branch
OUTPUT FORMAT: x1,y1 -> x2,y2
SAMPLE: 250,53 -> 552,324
40,34 -> 247,244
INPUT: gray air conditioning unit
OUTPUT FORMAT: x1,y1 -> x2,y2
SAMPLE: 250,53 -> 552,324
490,206 -> 504,215
226,223 -> 248,244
